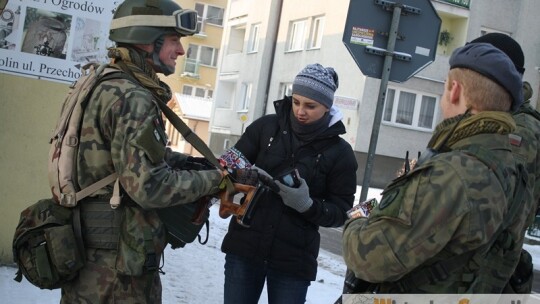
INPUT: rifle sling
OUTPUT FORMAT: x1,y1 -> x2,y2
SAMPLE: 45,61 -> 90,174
110,60 -> 233,192
154,100 -> 223,170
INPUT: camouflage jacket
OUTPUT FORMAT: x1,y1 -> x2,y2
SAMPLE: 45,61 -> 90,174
76,65 -> 222,263
511,101 -> 540,225
342,112 -> 531,293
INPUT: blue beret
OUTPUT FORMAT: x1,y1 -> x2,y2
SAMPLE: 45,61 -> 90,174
449,42 -> 523,112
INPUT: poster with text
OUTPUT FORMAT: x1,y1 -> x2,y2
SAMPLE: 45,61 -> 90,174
0,0 -> 121,83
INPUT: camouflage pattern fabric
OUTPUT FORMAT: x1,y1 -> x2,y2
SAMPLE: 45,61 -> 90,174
60,248 -> 161,304
13,198 -> 84,290
76,75 -> 222,207
511,100 -> 540,226
61,49 -> 223,302
342,112 -> 533,293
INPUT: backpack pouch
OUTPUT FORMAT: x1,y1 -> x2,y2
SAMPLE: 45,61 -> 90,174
44,225 -> 84,278
13,198 -> 84,290
34,241 -> 57,285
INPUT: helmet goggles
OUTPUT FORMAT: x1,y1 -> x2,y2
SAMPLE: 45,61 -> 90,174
110,9 -> 199,36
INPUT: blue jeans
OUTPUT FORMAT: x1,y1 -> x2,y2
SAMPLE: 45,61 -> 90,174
224,254 -> 311,304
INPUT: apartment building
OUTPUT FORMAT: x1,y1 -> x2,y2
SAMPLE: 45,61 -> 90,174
209,0 -> 540,188
160,0 -> 227,156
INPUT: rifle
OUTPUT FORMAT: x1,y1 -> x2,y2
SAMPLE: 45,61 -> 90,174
155,100 -> 261,232
218,182 -> 268,227
404,150 -> 411,175
191,178 -> 265,228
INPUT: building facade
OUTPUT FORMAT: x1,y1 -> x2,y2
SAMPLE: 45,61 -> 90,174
160,0 -> 227,155
209,0 -> 540,188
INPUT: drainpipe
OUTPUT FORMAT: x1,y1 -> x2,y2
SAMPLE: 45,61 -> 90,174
261,0 -> 284,116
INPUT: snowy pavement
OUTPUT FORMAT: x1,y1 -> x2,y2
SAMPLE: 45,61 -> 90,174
3,185 -> 540,303
1,203 -> 348,304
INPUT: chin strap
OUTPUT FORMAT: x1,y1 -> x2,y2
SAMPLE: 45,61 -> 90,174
152,36 -> 175,76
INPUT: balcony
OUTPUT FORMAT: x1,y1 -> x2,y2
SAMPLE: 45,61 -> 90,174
436,0 -> 470,9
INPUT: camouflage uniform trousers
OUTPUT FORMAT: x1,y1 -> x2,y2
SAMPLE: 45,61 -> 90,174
61,248 -> 162,304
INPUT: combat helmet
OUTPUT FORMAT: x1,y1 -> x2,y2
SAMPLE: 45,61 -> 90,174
109,0 -> 199,44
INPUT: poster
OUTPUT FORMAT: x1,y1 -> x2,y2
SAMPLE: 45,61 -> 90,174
350,26 -> 375,46
0,0 -> 121,83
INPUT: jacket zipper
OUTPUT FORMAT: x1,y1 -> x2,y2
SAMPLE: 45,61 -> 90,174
308,153 -> 322,185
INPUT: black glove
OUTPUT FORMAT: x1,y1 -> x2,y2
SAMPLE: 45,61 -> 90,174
228,168 -> 260,186
229,167 -> 281,191
252,166 -> 279,192
182,156 -> 216,171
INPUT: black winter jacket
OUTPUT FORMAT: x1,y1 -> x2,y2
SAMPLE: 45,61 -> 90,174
221,96 -> 358,281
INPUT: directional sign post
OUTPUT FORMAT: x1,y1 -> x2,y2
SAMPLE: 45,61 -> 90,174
343,0 -> 441,201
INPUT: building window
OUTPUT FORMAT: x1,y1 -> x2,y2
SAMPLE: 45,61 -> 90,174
182,58 -> 199,75
182,85 -> 193,95
228,24 -> 246,55
195,3 -> 224,33
187,43 -> 219,67
279,82 -> 293,98
308,16 -> 324,49
383,87 -> 438,131
239,83 -> 252,111
287,19 -> 306,52
183,85 -> 213,99
248,23 -> 260,53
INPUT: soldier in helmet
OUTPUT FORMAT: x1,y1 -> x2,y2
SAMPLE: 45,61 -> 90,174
342,43 -> 530,293
60,0 -> 260,302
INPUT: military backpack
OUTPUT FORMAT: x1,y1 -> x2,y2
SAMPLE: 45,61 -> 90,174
13,63 -> 123,289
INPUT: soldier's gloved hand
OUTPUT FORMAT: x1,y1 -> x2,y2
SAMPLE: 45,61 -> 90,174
228,168 -> 260,186
275,177 -> 313,213
252,166 -> 279,192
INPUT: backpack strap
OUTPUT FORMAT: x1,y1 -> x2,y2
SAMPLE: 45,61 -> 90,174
380,145 -> 528,293
74,173 -> 117,203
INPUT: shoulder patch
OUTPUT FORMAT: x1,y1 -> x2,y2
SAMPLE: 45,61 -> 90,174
131,119 -> 166,164
152,118 -> 168,145
509,133 -> 522,147
379,189 -> 399,210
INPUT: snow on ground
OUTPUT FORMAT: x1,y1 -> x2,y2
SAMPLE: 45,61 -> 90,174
0,202 -> 348,304
2,186 -> 540,303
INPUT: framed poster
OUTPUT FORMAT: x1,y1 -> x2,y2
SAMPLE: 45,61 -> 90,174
0,0 -> 121,83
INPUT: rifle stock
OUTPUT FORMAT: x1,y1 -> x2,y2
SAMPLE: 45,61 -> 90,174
218,183 -> 258,227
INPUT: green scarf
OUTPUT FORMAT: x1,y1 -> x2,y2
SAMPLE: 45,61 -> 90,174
107,47 -> 172,103
427,111 -> 515,151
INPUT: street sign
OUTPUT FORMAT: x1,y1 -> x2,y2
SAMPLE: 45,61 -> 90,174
343,0 -> 441,83
342,0 -> 441,202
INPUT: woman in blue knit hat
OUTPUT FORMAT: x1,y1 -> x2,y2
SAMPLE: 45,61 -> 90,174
219,63 -> 358,304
